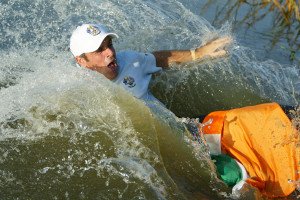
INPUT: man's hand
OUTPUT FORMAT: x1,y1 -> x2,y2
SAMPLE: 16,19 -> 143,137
153,36 -> 232,68
195,37 -> 232,59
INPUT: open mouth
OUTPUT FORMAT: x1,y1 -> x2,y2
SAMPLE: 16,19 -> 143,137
106,59 -> 118,72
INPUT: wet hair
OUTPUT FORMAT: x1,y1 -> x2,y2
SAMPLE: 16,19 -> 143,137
80,53 -> 89,62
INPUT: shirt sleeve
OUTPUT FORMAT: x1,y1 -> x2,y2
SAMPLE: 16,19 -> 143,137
141,53 -> 162,74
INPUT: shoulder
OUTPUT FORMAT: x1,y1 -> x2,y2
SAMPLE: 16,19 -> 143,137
116,50 -> 159,74
117,50 -> 155,62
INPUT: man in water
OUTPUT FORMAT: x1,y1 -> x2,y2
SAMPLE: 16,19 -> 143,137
70,24 -> 299,198
70,23 -> 231,104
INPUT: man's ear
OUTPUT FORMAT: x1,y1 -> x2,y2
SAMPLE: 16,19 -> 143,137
75,56 -> 87,67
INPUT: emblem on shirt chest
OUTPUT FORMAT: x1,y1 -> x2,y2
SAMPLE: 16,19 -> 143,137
123,76 -> 136,88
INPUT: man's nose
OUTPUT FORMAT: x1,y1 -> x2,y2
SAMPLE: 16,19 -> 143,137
104,46 -> 114,57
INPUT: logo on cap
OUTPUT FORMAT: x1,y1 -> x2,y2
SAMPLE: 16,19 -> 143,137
86,25 -> 100,36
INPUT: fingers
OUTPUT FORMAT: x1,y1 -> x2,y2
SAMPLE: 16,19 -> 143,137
204,37 -> 232,58
209,36 -> 232,49
212,36 -> 232,44
209,49 -> 227,58
195,36 -> 232,60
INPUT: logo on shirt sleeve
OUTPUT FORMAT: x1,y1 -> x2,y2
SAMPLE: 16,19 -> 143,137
123,76 -> 136,88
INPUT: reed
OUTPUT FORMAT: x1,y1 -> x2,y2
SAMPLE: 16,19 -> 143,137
262,0 -> 300,24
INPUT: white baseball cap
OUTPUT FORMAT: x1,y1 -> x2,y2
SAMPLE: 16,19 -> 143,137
70,24 -> 118,56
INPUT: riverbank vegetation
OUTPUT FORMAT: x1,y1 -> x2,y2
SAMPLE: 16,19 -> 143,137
201,0 -> 300,64
263,0 -> 299,24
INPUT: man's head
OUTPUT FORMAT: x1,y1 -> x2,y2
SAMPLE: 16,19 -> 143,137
70,24 -> 119,80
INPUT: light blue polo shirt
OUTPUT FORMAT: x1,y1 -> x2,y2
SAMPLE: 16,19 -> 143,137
113,50 -> 162,103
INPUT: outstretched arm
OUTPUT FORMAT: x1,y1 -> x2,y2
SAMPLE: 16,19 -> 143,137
152,37 -> 232,68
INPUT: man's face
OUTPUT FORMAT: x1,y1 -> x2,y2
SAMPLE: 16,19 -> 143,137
76,37 -> 118,80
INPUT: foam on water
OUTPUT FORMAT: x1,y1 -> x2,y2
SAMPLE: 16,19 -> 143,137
0,51 -> 179,198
